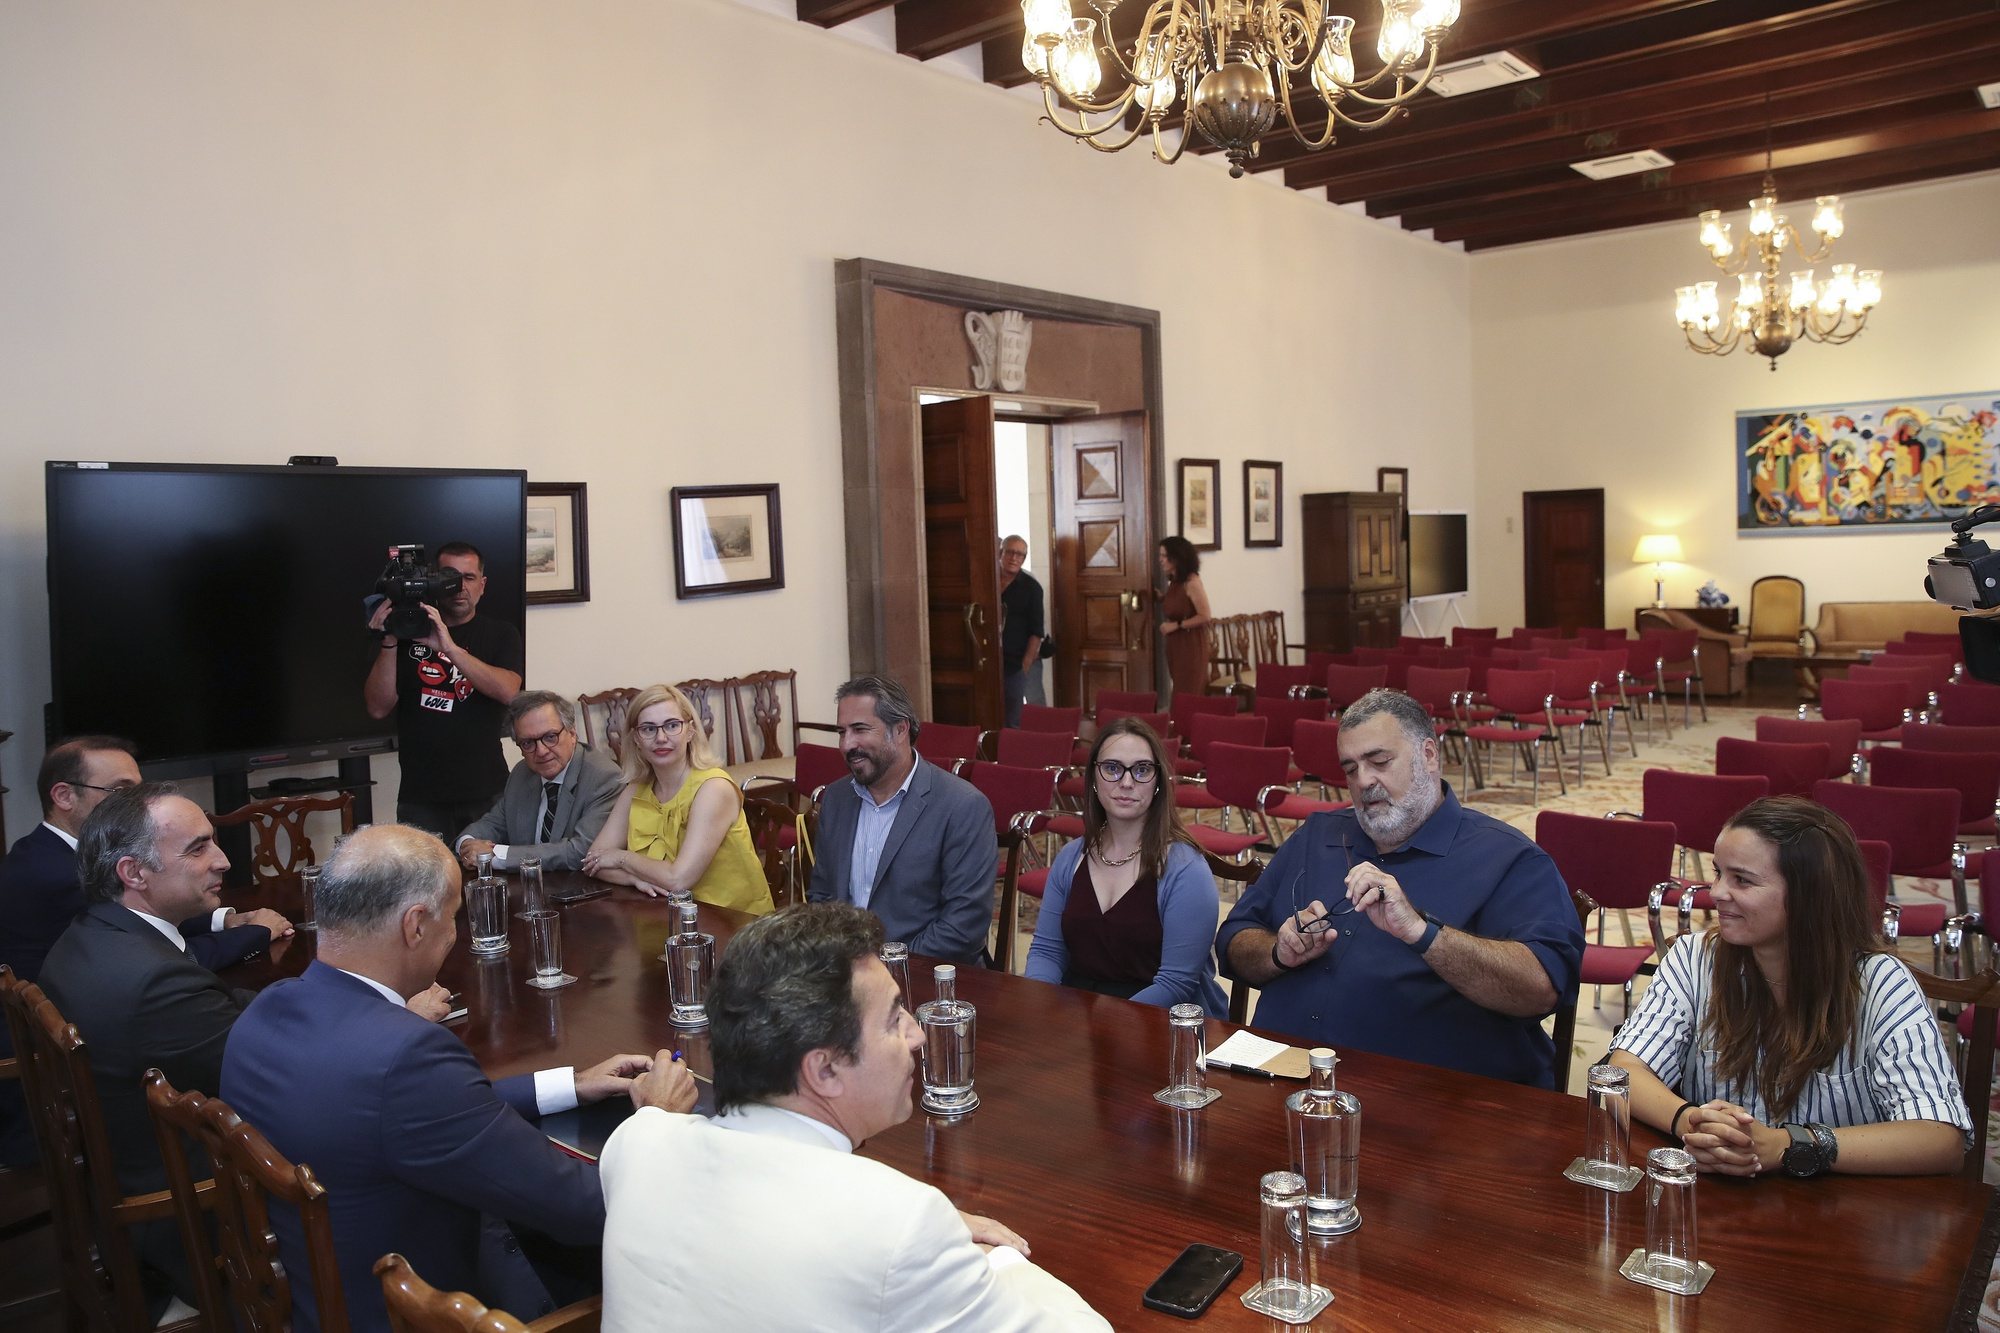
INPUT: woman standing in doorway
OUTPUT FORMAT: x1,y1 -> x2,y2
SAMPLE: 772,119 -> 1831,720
1158,535 -> 1212,698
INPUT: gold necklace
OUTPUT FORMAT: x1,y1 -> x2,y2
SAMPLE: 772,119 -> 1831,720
1092,838 -> 1142,868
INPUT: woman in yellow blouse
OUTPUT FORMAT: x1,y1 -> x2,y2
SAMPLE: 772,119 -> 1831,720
580,683 -> 774,915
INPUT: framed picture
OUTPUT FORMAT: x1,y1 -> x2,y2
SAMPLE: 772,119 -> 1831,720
1178,458 -> 1221,551
1243,459 -> 1283,548
670,483 -> 785,598
1377,466 -> 1408,497
525,482 -> 590,605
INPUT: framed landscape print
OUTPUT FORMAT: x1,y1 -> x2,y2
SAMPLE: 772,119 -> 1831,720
1244,459 -> 1282,547
670,483 -> 785,598
1178,458 -> 1221,551
525,482 -> 590,605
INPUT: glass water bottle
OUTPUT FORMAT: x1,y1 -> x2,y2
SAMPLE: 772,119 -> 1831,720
916,964 -> 979,1116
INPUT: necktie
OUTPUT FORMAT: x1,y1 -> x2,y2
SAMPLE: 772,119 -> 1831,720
540,781 -> 560,843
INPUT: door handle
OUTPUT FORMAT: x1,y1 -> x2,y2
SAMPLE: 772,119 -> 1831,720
963,603 -> 989,671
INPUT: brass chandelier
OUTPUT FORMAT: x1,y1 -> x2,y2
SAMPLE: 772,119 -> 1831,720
1673,172 -> 1882,372
1018,0 -> 1463,177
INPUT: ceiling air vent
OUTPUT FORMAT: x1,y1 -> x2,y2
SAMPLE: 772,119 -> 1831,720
1425,50 -> 1539,97
1570,148 -> 1675,180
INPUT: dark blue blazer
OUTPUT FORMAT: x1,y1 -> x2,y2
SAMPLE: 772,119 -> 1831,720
221,963 -> 604,1333
0,823 -> 268,982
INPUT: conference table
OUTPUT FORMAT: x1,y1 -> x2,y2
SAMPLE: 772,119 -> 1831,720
233,871 -> 1997,1330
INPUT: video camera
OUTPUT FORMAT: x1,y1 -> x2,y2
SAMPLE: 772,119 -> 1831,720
1923,506 -> 2000,684
374,543 -> 463,640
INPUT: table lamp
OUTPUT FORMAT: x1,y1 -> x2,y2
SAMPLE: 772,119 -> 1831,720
1632,534 -> 1683,609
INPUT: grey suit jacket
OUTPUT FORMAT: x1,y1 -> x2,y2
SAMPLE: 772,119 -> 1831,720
807,758 -> 996,964
456,744 -> 622,872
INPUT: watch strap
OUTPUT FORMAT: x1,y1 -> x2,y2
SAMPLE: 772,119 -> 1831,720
1413,911 -> 1441,956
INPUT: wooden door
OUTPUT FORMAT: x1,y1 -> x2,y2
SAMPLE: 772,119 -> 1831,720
1523,488 -> 1606,630
1051,412 -> 1153,713
921,397 -> 1002,728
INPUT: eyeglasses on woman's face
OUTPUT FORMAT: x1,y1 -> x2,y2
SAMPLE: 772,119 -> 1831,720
1094,758 -> 1158,785
633,717 -> 688,740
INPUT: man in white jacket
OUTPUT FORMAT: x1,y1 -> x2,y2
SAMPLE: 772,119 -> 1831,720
598,903 -> 1110,1332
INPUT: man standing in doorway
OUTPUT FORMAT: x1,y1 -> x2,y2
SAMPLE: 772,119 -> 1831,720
364,541 -> 525,839
998,535 -> 1044,729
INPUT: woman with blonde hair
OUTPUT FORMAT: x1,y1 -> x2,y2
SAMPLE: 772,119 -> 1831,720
1023,717 -> 1225,1014
581,684 -> 774,915
1610,795 -> 1967,1177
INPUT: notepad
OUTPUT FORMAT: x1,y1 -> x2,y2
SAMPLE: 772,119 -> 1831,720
1205,1031 -> 1313,1080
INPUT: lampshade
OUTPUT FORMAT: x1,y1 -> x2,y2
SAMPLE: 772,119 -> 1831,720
1632,534 -> 1684,564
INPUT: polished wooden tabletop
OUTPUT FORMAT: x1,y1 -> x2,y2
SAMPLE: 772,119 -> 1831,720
237,871 -> 1993,1330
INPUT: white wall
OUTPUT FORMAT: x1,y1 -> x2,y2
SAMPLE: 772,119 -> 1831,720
1470,171 -> 2000,632
0,0 -> 1476,835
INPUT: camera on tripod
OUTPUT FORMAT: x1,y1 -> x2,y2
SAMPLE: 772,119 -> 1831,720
374,544 -> 463,640
1923,507 -> 2000,684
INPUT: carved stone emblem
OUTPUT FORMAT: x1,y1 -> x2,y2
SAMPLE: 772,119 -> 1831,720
965,309 -> 1032,392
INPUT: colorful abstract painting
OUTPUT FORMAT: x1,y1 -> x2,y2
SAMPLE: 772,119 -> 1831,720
1737,391 -> 2000,530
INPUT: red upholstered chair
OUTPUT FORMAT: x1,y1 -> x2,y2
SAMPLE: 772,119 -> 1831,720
793,742 -> 851,799
1399,635 -> 1447,650
1253,695 -> 1332,752
1489,647 -> 1544,670
1514,626 -> 1563,645
914,722 -> 983,770
1577,627 -> 1632,647
1453,626 -> 1501,646
1093,689 -> 1157,720
1529,637 -> 1573,657
1903,630 -> 1966,650
962,760 -> 1059,971
1814,778 -> 1966,967
1404,665 -> 1471,737
1252,662 -> 1318,700
1630,769 -> 1770,888
1616,638 -> 1673,742
1938,682 -> 2000,727
1265,720 -> 1352,836
1755,715 -> 1863,778
1861,653 -> 1956,691
1544,657 -> 1615,782
1175,714 -> 1270,813
1170,693 -> 1239,775
1462,668 -> 1566,803
1179,743 -> 1291,859
1845,665 -> 1935,716
1900,720 -> 2000,754
1641,628 -> 1707,725
1018,704 -> 1084,736
993,728 -> 1076,771
1535,810 -> 1676,1022
1567,646 -> 1641,757
1815,676 -> 1914,741
1868,746 -> 2000,836
1378,653 -> 1422,690
1324,664 -> 1388,712
1715,736 -> 1830,800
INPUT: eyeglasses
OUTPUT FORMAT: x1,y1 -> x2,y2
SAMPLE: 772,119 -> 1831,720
1094,759 -> 1158,784
1290,836 -> 1369,935
633,718 -> 688,740
514,728 -> 568,753
70,781 -> 139,795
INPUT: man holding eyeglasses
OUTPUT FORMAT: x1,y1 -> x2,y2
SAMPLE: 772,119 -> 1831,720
364,540 -> 525,839
1214,689 -> 1582,1089
455,692 -> 621,874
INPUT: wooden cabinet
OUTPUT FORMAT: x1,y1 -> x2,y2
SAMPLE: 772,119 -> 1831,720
1302,492 -> 1405,651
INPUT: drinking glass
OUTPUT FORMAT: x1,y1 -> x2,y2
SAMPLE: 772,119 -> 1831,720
1153,1003 -> 1220,1108
518,857 -> 546,916
1565,1063 -> 1642,1192
917,964 -> 979,1116
297,863 -> 321,933
879,941 -> 913,1013
1620,1146 -> 1713,1294
522,909 -> 574,989
468,876 -> 510,956
1286,1049 -> 1360,1234
665,901 -> 715,1027
657,886 -> 694,958
1240,1171 -> 1333,1323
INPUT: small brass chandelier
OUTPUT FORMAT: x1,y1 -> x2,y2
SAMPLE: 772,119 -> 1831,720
1018,0 -> 1463,177
1673,166 -> 1882,372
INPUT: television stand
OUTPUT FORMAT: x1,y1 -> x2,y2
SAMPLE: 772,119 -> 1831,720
1403,595 -> 1469,639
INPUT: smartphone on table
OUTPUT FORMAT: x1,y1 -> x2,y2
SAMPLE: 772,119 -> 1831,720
1142,1243 -> 1244,1319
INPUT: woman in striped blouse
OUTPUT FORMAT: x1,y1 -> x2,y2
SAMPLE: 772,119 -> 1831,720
1610,796 -> 1969,1177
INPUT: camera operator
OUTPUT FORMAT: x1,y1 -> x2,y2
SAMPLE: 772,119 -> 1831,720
364,541 -> 524,838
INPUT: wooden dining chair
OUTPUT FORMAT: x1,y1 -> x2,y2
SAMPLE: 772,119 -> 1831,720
575,687 -> 642,763
373,1253 -> 600,1333
739,793 -> 802,907
211,793 -> 356,914
1209,852 -> 1268,1026
1905,963 -> 2000,1181
0,968 -> 202,1333
1550,886 -> 1601,1095
727,668 -> 841,766
143,1070 -> 348,1333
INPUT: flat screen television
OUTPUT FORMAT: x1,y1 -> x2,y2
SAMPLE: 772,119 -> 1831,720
45,462 -> 525,777
1408,511 -> 1470,601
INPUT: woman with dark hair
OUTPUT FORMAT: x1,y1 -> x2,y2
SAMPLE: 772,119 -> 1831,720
1023,718 -> 1225,1014
1610,795 -> 1967,1177
1158,536 -> 1212,697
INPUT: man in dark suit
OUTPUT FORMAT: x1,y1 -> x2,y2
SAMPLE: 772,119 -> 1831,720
36,782 -> 266,1314
453,691 -> 620,873
0,736 -> 286,983
807,675 -> 996,965
223,823 -> 696,1333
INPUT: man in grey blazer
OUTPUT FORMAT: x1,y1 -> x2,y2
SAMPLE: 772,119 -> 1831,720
455,692 -> 621,874
807,676 -> 997,965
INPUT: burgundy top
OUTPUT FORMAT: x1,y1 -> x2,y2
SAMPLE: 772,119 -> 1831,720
1060,858 -> 1163,999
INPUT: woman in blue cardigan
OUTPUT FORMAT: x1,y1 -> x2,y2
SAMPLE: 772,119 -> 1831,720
1025,717 -> 1227,1015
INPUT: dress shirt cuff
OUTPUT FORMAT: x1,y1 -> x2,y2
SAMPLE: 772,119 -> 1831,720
493,844 -> 511,869
455,834 -> 473,850
986,1246 -> 1028,1274
535,1067 -> 579,1116
210,907 -> 230,932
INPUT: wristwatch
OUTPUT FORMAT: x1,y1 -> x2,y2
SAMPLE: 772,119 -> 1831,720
1780,1121 -> 1838,1177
